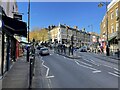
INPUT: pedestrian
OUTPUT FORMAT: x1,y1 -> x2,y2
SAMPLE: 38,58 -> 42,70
63,44 -> 66,54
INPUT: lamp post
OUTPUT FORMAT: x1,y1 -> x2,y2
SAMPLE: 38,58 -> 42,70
28,0 -> 30,42
98,1 -> 110,56
27,0 -> 30,62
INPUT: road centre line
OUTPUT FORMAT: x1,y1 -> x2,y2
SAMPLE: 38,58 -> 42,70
108,72 -> 120,77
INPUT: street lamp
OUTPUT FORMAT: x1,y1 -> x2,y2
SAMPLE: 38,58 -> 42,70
28,0 -> 30,42
27,0 -> 30,63
98,1 -> 110,56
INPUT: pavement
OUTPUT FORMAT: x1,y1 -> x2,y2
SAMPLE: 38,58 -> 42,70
95,52 -> 120,60
2,56 -> 29,88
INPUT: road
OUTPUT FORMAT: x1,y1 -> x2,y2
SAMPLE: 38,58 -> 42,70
37,50 -> 119,88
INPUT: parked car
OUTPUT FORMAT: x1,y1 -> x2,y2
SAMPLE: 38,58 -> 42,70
39,47 -> 49,55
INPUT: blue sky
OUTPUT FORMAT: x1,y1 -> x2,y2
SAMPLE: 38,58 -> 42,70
17,2 -> 107,34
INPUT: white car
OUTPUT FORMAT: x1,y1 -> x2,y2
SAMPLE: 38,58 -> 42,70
39,48 -> 49,55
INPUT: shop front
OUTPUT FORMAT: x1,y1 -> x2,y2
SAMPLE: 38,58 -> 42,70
0,8 -> 27,76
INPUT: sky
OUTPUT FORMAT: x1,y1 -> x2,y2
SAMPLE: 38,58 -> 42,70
17,2 -> 107,34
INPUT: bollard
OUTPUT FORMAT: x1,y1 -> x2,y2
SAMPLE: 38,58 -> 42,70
117,49 -> 119,58
29,57 -> 34,89
27,47 -> 29,62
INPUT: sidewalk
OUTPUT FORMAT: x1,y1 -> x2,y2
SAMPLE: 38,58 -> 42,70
2,56 -> 29,88
92,52 -> 120,60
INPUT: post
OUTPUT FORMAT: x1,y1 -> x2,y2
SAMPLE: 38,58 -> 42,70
71,35 -> 74,55
27,0 -> 30,62
118,9 -> 120,59
106,2 -> 110,56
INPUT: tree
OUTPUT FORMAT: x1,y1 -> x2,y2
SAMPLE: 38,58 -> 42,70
29,27 -> 49,42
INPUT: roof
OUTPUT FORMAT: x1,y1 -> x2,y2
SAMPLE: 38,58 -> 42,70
107,0 -> 120,11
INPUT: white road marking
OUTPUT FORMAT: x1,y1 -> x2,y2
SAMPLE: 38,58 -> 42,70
64,57 -> 66,59
76,60 -> 92,67
108,72 -> 120,77
48,79 -> 52,88
41,59 -> 55,78
48,83 -> 51,88
46,76 -> 55,78
83,58 -> 100,66
75,61 -> 99,71
75,61 -> 80,65
103,64 -> 113,69
92,70 -> 101,73
114,71 -> 120,75
113,68 -> 120,72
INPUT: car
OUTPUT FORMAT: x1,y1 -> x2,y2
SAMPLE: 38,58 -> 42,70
79,46 -> 87,52
37,45 -> 42,50
39,47 -> 49,55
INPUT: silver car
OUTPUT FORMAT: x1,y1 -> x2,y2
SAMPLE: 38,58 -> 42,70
39,48 -> 49,55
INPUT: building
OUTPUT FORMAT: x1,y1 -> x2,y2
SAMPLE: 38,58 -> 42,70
0,1 -> 27,77
49,24 -> 91,48
100,0 -> 120,54
89,32 -> 100,52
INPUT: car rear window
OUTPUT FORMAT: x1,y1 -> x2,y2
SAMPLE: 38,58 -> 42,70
41,48 -> 48,50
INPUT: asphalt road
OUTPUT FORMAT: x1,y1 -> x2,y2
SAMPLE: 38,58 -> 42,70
39,50 -> 119,88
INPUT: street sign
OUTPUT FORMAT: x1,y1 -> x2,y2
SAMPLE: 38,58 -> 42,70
14,14 -> 22,20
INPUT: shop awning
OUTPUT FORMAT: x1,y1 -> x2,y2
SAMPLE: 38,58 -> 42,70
108,35 -> 117,41
1,15 -> 27,37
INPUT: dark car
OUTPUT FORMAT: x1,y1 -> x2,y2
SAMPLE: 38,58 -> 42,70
37,46 -> 42,50
39,48 -> 49,55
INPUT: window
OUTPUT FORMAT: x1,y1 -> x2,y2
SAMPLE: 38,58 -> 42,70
111,25 -> 114,33
116,23 -> 119,31
116,8 -> 118,17
111,12 -> 114,19
103,22 -> 106,28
